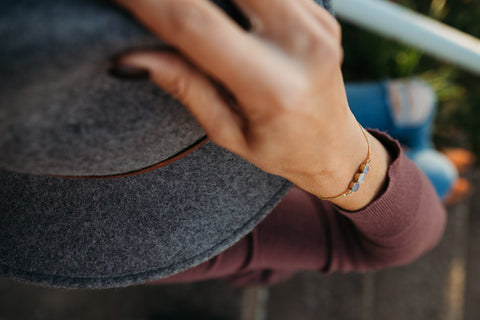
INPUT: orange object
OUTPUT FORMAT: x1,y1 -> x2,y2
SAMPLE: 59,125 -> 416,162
444,178 -> 473,207
442,148 -> 476,174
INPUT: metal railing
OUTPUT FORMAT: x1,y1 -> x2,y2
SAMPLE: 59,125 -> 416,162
333,0 -> 480,74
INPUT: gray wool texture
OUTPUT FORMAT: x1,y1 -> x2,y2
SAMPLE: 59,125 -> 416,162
0,142 -> 291,288
0,0 -> 331,288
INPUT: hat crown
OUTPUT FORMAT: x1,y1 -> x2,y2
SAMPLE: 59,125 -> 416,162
0,0 -> 205,176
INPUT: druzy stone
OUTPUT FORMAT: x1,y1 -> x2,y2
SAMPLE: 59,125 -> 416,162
363,164 -> 370,175
357,173 -> 365,183
351,182 -> 360,192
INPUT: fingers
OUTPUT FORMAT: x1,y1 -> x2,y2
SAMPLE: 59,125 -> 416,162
117,51 -> 247,152
115,0 -> 299,120
302,0 -> 342,42
115,0 -> 264,94
234,0 -> 340,49
114,0 -> 344,134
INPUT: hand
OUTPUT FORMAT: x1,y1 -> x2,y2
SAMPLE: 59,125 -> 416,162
114,0 -> 390,210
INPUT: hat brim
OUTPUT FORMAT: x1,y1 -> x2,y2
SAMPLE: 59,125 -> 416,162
0,142 -> 291,288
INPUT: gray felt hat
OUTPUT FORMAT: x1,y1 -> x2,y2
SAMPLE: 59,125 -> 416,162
0,0 -> 330,288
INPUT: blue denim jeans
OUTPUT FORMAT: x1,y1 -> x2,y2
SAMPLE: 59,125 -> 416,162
346,81 -> 457,199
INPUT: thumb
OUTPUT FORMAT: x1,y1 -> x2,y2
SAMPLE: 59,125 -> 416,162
115,50 -> 247,152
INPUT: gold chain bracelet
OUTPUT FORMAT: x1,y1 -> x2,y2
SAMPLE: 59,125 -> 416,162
318,122 -> 371,200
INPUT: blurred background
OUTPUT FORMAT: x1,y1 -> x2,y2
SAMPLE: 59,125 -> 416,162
341,0 -> 480,159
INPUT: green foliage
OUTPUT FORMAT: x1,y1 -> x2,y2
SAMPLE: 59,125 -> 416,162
341,0 -> 480,158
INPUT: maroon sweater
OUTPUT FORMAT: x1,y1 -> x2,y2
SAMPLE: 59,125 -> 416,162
149,131 -> 447,286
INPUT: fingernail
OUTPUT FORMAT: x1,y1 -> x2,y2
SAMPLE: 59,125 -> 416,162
108,63 -> 150,80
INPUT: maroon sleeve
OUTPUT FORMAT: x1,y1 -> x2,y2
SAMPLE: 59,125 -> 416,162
148,131 -> 447,286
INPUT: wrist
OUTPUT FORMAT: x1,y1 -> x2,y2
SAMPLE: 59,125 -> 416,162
325,131 -> 391,211
296,116 -> 391,211
300,114 -> 369,199
318,122 -> 371,200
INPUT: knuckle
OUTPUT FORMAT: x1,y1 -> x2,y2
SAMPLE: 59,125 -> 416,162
166,73 -> 191,103
310,36 -> 343,67
317,7 -> 342,40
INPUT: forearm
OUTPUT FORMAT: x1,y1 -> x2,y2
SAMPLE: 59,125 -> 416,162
150,131 -> 446,285
247,131 -> 446,274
